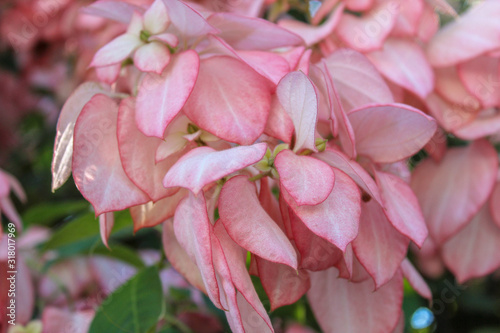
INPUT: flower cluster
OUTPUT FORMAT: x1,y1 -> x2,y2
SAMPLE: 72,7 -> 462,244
50,0 -> 500,332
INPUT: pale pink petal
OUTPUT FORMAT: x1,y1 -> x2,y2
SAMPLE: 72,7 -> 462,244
411,140 -> 498,243
117,98 -> 179,202
285,323 -> 316,333
149,33 -> 179,47
256,257 -> 310,311
144,0 -> 170,34
99,211 -> 114,248
309,64 -> 335,123
426,1 -> 500,67
283,169 -> 361,251
442,204 -> 500,283
318,62 -> 356,158
413,239 -> 446,279
162,0 -> 218,38
90,34 -> 142,68
400,258 -> 432,300
162,219 -> 206,293
375,170 -> 428,247
174,192 -> 222,309
95,63 -> 121,85
278,3 -> 344,46
425,0 -> 457,16
0,197 -> 22,231
219,175 -> 297,268
136,50 -> 199,138
392,312 -> 405,333
4,173 -> 25,203
457,56 -> 500,108
41,308 -> 94,333
131,190 -> 186,232
295,49 -> 312,74
155,132 -> 188,162
327,245 -> 350,279
350,252 -> 371,282
163,143 -> 267,195
367,38 -> 434,99
236,50 -> 291,85
417,3 -> 440,42
184,56 -> 272,145
324,49 -> 394,111
279,46 -> 306,70
0,171 -> 10,197
425,92 -> 479,132
213,222 -> 274,332
81,0 -> 143,23
72,95 -> 149,215
14,257 -> 34,325
276,71 -> 318,153
258,178 -> 284,229
289,209 -> 344,271
314,148 -> 383,205
434,66 -> 481,110
353,200 -> 409,288
52,82 -> 113,191
264,94 -> 294,142
348,103 -> 437,163
275,150 -> 334,206
308,268 -> 403,333
90,256 -> 136,295
133,42 -> 171,74
490,182 -> 500,228
208,13 -> 303,50
344,0 -> 374,11
423,127 -> 447,162
336,0 -> 399,52
391,0 -> 424,37
162,219 -> 207,294
127,11 -> 144,35
453,108 -> 500,140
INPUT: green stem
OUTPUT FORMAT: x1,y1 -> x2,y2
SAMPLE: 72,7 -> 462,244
248,172 -> 269,182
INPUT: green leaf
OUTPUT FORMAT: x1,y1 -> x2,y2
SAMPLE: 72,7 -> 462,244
89,245 -> 146,269
22,200 -> 89,226
89,266 -> 163,333
42,210 -> 133,253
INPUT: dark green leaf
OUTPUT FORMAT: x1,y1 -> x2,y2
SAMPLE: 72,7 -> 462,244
89,266 -> 163,333
88,245 -> 146,269
22,200 -> 89,226
42,210 -> 133,253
